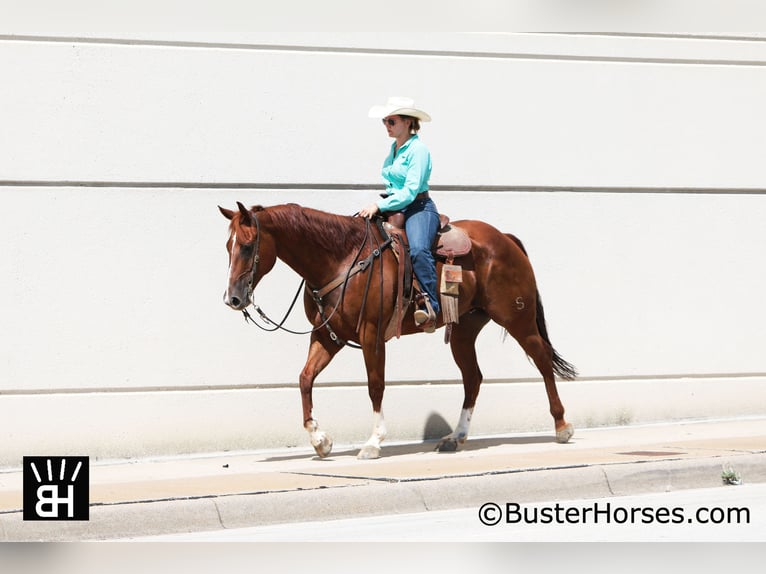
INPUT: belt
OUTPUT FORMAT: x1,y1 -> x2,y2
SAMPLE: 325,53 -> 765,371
415,192 -> 429,200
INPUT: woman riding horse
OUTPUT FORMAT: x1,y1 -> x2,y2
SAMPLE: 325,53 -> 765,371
358,97 -> 440,333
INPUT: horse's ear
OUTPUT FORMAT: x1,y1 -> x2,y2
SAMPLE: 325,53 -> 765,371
218,206 -> 235,220
237,201 -> 253,226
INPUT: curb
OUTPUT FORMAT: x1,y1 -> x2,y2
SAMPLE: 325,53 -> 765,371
3,450 -> 764,541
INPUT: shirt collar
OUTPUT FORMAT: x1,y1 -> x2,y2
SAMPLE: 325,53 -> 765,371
391,134 -> 419,155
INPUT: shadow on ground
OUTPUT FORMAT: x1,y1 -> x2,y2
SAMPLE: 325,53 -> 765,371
261,412 -> 564,462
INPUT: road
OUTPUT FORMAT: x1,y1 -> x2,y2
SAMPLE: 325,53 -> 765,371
127,482 -> 765,542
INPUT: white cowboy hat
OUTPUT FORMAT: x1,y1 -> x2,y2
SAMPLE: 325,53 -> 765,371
368,96 -> 431,122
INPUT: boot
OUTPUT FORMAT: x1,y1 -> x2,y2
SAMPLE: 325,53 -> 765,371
414,294 -> 437,334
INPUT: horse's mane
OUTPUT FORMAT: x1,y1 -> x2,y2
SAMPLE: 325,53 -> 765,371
266,203 -> 370,255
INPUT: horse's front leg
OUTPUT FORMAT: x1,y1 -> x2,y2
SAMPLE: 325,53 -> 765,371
437,309 -> 490,452
357,337 -> 387,460
300,333 -> 342,458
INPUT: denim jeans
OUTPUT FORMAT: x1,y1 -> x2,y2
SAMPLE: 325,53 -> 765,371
403,197 -> 441,315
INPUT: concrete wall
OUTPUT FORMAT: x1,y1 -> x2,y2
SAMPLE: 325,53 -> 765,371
2,30 -> 765,466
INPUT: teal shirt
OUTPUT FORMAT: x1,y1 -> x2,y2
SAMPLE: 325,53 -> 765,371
376,135 -> 432,212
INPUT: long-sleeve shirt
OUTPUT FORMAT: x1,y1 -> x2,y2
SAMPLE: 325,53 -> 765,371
376,134 -> 432,213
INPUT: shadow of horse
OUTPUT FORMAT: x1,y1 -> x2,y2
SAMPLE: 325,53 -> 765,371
261,425 -> 565,463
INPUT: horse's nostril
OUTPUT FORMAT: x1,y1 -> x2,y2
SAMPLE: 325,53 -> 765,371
230,296 -> 241,308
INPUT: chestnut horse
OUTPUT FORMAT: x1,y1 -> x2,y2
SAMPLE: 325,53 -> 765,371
219,202 -> 576,459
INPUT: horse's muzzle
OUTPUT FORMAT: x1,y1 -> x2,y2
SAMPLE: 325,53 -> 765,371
223,290 -> 248,311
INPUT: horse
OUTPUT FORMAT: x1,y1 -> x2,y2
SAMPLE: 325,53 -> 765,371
219,201 -> 576,459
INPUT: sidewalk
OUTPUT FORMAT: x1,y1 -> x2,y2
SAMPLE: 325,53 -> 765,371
1,416 -> 764,541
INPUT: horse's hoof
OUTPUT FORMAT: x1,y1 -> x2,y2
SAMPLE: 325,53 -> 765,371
436,438 -> 459,452
312,433 -> 333,458
357,445 -> 381,460
555,423 -> 574,443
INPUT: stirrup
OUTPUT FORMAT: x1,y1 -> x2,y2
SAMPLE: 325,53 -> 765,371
414,296 -> 437,333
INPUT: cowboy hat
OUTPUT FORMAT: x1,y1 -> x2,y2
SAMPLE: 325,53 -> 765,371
368,96 -> 431,122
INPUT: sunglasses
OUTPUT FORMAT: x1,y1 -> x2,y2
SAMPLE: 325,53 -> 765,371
382,117 -> 398,126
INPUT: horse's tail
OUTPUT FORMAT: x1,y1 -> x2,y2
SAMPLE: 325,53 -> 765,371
505,232 -> 529,256
534,289 -> 578,380
506,233 -> 578,381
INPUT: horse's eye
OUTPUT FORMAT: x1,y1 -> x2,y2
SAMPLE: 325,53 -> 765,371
239,244 -> 253,257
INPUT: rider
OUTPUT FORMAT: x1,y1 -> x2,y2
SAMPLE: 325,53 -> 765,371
358,96 -> 440,333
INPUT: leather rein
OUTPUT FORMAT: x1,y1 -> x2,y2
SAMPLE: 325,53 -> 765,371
240,211 -> 393,349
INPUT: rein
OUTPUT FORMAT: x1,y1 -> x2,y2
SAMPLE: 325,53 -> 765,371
240,212 -> 392,350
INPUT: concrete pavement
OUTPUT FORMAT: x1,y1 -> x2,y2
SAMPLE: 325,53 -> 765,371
1,416 -> 764,541
129,483 -> 766,542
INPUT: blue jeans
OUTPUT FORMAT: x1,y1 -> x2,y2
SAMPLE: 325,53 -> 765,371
403,197 -> 441,315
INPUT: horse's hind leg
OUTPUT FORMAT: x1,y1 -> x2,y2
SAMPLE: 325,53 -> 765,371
300,332 -> 343,458
510,324 -> 574,443
436,309 -> 491,452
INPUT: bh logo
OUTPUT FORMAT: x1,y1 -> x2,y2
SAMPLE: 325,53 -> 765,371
23,456 -> 89,521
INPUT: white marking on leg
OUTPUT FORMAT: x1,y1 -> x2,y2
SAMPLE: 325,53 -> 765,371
437,407 -> 474,451
305,418 -> 333,457
453,407 -> 474,442
357,411 -> 387,459
364,411 -> 387,450
305,419 -> 324,447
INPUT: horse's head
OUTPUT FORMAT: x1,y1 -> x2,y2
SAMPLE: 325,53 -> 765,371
218,202 -> 277,310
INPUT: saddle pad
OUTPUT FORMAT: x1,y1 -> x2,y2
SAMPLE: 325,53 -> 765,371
435,225 -> 471,258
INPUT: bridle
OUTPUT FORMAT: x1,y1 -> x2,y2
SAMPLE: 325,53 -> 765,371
235,209 -> 393,349
234,209 -> 307,333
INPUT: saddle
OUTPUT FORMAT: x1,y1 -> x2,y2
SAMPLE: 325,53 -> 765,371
381,212 -> 472,259
379,211 -> 471,343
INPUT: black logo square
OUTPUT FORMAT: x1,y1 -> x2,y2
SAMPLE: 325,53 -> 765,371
23,456 -> 89,521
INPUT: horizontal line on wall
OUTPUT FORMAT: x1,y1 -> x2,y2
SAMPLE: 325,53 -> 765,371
2,180 -> 766,195
562,32 -> 766,43
0,180 -> 373,191
446,186 -> 766,195
435,185 -> 766,195
2,34 -> 766,67
2,372 -> 764,397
